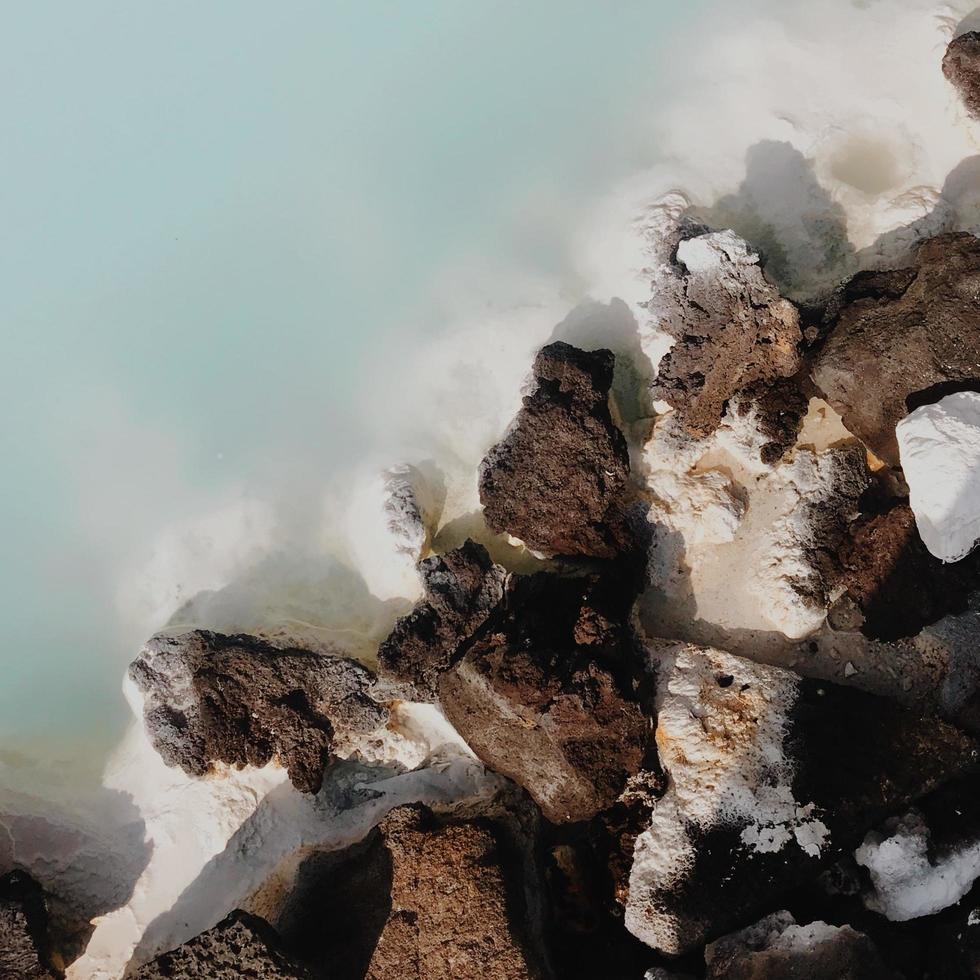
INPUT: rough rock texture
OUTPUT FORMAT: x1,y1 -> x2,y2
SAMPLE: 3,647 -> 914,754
478,341 -> 633,559
129,630 -> 388,793
944,32 -> 980,119
838,502 -> 980,640
131,910 -> 311,979
376,540 -> 506,700
272,805 -> 544,980
625,642 -> 977,955
439,571 -> 651,824
898,391 -> 980,562
650,230 -> 802,439
703,911 -> 896,980
926,878 -> 980,978
811,233 -> 980,467
0,871 -> 55,980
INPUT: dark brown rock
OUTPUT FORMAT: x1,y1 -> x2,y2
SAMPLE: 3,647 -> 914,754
811,233 -> 980,466
129,630 -> 387,794
478,342 -> 632,559
272,805 -> 546,980
944,32 -> 980,119
376,540 -> 506,700
0,871 -> 56,980
131,910 -> 311,979
838,503 -> 980,640
439,572 -> 650,824
650,230 -> 803,439
704,911 -> 897,980
738,376 -> 810,464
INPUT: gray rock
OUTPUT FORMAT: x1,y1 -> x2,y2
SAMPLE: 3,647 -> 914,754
0,871 -> 55,980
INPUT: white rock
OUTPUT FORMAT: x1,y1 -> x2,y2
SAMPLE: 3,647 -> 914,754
855,810 -> 980,921
897,391 -> 980,563
344,463 -> 440,601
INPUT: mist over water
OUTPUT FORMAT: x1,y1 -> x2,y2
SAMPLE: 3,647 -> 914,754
0,2 -> 696,767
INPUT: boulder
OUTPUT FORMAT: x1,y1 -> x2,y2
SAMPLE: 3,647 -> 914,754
131,910 -> 311,979
897,391 -> 980,562
270,805 -> 545,980
376,540 -> 506,700
0,871 -> 55,980
624,642 -> 977,955
811,233 -> 980,467
703,911 -> 896,980
439,571 -> 650,824
650,230 -> 802,440
129,630 -> 388,793
944,32 -> 980,119
478,341 -> 632,559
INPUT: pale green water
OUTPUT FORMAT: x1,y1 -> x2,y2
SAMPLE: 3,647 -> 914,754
0,1 -> 700,766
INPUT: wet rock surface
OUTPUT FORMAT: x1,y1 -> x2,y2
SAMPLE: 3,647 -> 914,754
811,233 -> 980,466
478,341 -> 633,559
131,910 -> 311,979
376,539 -> 506,700
129,630 -> 388,793
0,871 -> 56,980
272,805 -> 545,980
439,570 -> 651,824
945,32 -> 980,120
650,230 -> 803,439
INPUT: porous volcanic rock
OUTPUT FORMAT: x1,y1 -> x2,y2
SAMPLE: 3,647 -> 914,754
625,641 -> 977,955
478,341 -> 633,559
439,571 -> 650,824
0,871 -> 55,980
703,911 -> 896,980
376,539 -> 506,700
271,805 -> 545,980
650,230 -> 803,439
838,502 -> 980,640
131,910 -> 311,979
811,233 -> 980,466
129,630 -> 388,793
944,31 -> 980,119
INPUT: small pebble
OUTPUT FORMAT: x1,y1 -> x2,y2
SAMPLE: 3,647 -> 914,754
844,661 -> 857,678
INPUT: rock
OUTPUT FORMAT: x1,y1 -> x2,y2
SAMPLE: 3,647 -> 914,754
643,400 -> 868,641
897,392 -> 980,562
944,32 -> 980,119
270,805 -> 545,980
129,630 -> 388,793
345,463 -> 440,601
624,641 -> 977,955
703,911 -> 896,980
856,775 -> 980,921
0,871 -> 55,980
926,878 -> 980,978
837,502 -> 980,640
811,233 -> 980,467
650,230 -> 802,440
439,571 -> 651,824
131,910 -> 311,979
376,540 -> 506,700
478,341 -> 633,559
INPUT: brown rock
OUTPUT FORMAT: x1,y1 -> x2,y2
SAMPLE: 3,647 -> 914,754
438,572 -> 650,824
838,503 -> 980,640
478,342 -> 632,559
272,805 -> 545,980
131,910 -> 311,979
651,230 -> 803,439
811,233 -> 980,466
129,631 -> 387,794
376,540 -> 506,700
0,871 -> 55,980
944,32 -> 980,119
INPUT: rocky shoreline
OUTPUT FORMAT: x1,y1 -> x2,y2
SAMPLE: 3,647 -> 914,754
7,27 -> 980,980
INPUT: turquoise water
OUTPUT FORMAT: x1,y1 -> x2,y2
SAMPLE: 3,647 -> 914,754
0,2 -> 698,765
